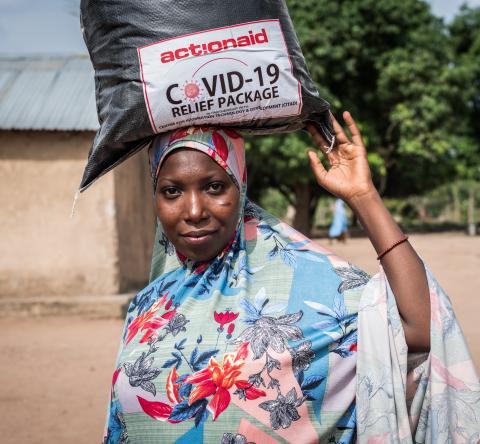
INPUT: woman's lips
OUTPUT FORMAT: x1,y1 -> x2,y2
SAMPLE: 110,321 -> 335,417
181,230 -> 217,246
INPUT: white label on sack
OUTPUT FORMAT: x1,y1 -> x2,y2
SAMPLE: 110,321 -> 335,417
138,20 -> 302,132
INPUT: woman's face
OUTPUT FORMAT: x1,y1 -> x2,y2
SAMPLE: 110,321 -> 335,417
155,149 -> 240,262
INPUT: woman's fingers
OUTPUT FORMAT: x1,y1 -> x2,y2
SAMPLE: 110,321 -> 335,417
329,112 -> 350,145
312,112 -> 362,149
343,111 -> 364,147
307,125 -> 328,148
308,150 -> 328,186
307,125 -> 338,162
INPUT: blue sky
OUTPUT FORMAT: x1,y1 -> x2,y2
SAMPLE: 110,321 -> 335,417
0,0 -> 479,55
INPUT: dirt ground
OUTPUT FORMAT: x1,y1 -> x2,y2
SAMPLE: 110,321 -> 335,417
0,232 -> 478,444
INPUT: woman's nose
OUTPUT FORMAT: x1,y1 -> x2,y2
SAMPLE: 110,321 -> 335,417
184,191 -> 208,223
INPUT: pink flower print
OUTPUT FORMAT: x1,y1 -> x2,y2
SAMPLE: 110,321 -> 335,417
186,342 -> 265,421
223,128 -> 241,139
168,128 -> 190,144
139,308 -> 177,343
212,130 -> 229,162
214,310 -> 239,331
125,293 -> 177,345
226,323 -> 235,341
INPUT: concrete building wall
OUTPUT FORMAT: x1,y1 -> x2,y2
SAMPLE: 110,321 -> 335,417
114,146 -> 156,293
0,131 -> 155,297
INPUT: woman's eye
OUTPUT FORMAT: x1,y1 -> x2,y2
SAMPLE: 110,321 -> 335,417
162,187 -> 180,198
207,182 -> 224,193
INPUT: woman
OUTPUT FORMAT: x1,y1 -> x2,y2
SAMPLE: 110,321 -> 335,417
328,199 -> 349,243
104,113 -> 479,443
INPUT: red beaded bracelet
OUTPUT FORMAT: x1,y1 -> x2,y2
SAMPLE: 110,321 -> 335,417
376,235 -> 409,260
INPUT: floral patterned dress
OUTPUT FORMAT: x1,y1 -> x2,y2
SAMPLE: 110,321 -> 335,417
103,128 -> 480,444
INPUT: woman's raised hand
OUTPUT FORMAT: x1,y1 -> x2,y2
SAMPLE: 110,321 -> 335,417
307,111 -> 376,204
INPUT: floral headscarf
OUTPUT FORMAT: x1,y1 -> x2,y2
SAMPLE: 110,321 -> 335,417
149,127 -> 246,196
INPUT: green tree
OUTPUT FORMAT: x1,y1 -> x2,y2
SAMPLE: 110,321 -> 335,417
448,5 -> 480,182
247,0 -> 475,235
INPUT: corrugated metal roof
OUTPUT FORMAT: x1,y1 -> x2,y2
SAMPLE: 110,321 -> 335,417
0,55 -> 99,131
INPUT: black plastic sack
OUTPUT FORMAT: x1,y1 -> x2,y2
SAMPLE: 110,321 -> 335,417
79,0 -> 334,191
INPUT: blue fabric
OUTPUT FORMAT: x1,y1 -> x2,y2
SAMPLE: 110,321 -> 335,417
329,199 -> 348,238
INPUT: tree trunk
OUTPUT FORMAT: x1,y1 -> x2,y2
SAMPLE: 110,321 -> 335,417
415,197 -> 429,224
378,173 -> 387,196
378,142 -> 395,196
451,183 -> 460,223
292,183 -> 314,237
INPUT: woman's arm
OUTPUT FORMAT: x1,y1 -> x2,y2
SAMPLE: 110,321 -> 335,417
308,112 -> 430,352
348,190 -> 430,352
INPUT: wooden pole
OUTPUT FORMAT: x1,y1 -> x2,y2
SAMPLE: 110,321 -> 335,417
467,186 -> 476,236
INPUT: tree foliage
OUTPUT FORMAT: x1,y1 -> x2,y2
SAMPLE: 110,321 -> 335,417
448,5 -> 480,181
246,0 -> 480,234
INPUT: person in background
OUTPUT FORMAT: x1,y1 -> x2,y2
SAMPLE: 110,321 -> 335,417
328,198 -> 349,243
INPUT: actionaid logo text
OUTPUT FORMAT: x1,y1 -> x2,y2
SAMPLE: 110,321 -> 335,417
160,28 -> 269,64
